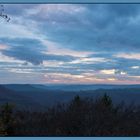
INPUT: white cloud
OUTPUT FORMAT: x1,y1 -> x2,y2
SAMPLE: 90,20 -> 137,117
120,71 -> 127,75
69,57 -> 109,64
42,60 -> 64,67
115,53 -> 140,60
35,4 -> 86,16
131,66 -> 140,69
9,68 -> 33,74
100,69 -> 116,75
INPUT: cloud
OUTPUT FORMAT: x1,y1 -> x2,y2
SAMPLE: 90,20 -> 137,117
0,38 -> 77,65
0,44 -> 8,50
100,69 -> 116,75
27,4 -> 86,24
115,53 -> 140,60
1,4 -> 140,84
44,72 -> 105,84
5,4 -> 37,16
0,69 -> 45,84
131,66 -> 140,69
31,4 -> 140,54
107,4 -> 140,17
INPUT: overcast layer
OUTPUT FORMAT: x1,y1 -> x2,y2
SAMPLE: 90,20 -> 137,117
0,4 -> 140,84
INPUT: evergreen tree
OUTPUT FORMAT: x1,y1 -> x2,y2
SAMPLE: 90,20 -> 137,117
1,103 -> 15,135
101,93 -> 112,108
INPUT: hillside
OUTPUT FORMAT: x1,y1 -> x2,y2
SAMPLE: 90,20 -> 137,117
0,84 -> 140,110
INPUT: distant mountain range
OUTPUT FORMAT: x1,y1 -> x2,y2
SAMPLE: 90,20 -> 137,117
34,84 -> 140,91
0,84 -> 140,111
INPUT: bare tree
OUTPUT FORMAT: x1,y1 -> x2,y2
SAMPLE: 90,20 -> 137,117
0,5 -> 10,22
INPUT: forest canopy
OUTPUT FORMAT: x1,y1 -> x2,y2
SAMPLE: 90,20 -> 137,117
0,94 -> 139,136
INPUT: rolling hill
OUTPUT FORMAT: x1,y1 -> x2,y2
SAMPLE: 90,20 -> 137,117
0,84 -> 140,110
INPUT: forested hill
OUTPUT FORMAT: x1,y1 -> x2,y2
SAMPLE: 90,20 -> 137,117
0,84 -> 140,110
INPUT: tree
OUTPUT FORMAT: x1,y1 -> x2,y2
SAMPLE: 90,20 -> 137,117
0,5 -> 10,22
1,103 -> 15,135
101,93 -> 112,108
71,95 -> 81,106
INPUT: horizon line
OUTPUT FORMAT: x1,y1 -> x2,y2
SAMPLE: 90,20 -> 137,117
1,83 -> 140,85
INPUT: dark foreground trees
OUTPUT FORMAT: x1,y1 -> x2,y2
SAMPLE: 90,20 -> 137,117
0,94 -> 140,136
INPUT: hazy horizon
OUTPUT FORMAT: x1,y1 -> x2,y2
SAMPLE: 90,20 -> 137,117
1,4 -> 140,84
2,83 -> 140,86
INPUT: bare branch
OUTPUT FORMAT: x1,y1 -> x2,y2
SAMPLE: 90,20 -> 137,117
0,4 -> 11,22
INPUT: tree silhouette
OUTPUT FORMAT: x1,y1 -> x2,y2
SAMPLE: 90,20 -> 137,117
1,103 -> 15,135
101,93 -> 112,108
0,5 -> 10,22
0,94 -> 140,136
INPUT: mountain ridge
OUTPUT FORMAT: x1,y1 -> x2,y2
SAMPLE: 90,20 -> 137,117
0,84 -> 140,111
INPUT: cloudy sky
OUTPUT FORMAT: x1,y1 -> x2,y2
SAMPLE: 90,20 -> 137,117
0,4 -> 140,84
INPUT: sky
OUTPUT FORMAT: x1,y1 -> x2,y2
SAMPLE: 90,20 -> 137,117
0,4 -> 140,84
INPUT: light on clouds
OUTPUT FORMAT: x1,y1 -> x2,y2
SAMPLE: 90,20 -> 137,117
0,4 -> 140,84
